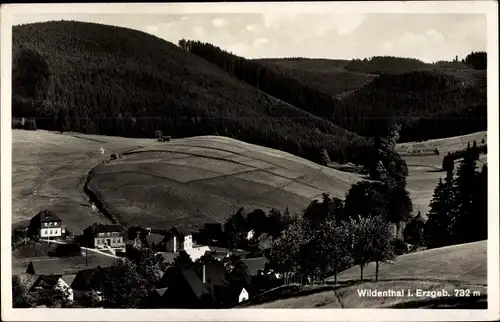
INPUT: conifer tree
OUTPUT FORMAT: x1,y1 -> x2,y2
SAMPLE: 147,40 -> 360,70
424,176 -> 456,248
451,147 -> 479,244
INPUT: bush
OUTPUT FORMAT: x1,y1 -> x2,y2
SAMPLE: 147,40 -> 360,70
110,153 -> 119,160
390,238 -> 408,255
12,117 -> 37,130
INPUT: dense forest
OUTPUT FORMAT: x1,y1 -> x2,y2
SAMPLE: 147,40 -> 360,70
183,40 -> 487,141
12,21 -> 372,165
257,58 -> 375,96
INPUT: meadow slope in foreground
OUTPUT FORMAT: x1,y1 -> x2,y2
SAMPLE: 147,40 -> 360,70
247,241 -> 486,309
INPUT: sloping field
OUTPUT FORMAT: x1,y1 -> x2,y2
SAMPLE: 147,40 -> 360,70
87,135 -> 366,230
396,131 -> 487,216
13,129 -> 487,235
332,240 -> 487,285
248,241 -> 486,308
12,129 -> 161,234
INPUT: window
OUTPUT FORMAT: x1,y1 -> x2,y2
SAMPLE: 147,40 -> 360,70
49,230 -> 52,235
44,223 -> 48,228
97,239 -> 100,244
49,222 -> 53,227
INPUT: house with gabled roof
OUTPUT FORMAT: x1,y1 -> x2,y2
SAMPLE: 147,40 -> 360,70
162,267 -> 215,308
70,267 -> 106,301
83,223 -> 125,249
162,226 -> 193,253
29,210 -> 66,239
240,257 -> 270,277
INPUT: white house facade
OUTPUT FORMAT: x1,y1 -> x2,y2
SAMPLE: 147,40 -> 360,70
238,288 -> 249,303
30,210 -> 66,239
165,227 -> 193,253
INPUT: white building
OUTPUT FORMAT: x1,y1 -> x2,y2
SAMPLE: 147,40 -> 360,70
238,287 -> 249,303
29,210 -> 66,239
164,226 -> 193,253
246,229 -> 255,240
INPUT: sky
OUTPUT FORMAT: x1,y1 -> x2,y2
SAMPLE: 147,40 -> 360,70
11,11 -> 487,63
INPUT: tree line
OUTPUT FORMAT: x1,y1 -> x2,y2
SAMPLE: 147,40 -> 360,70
442,140 -> 486,172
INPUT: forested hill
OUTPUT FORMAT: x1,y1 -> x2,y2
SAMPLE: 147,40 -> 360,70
184,40 -> 487,142
12,20 -> 371,165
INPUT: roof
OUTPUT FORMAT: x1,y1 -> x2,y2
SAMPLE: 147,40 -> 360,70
71,268 -> 97,290
32,210 -> 62,223
88,223 -> 123,235
13,273 -> 39,293
155,287 -> 168,297
158,252 -> 179,265
30,275 -> 63,291
165,226 -> 192,239
200,262 -> 229,287
145,233 -> 165,246
26,256 -> 114,276
180,268 -> 209,299
61,274 -> 76,286
241,257 -> 269,276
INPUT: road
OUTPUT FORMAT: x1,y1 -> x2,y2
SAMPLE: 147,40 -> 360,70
42,239 -> 119,259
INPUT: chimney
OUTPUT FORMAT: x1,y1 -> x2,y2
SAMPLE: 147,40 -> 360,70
202,264 -> 206,284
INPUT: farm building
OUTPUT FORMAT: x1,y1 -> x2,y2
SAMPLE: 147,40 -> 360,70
70,267 -> 106,301
29,210 -> 66,240
83,223 -> 125,249
162,226 -> 194,253
29,275 -> 74,303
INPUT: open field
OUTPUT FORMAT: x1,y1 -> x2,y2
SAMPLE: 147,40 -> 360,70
12,129 -> 161,234
87,135 -> 366,230
246,240 -> 486,308
396,131 -> 487,216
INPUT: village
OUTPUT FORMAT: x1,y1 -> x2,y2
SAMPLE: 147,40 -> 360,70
13,208 -> 289,308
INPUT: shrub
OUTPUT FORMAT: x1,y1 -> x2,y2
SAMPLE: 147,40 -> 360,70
320,149 -> 330,166
390,238 -> 408,255
110,153 -> 119,160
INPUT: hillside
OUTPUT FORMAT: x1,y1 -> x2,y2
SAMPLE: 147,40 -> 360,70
86,135 -> 367,230
243,240 -> 486,308
397,131 -> 487,216
186,41 -> 486,141
12,20 -> 370,166
257,58 -> 375,96
12,129 -> 366,234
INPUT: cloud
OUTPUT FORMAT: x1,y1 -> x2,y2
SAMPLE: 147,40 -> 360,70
212,18 -> 229,28
262,12 -> 298,29
253,37 -> 269,49
334,14 -> 365,36
245,24 -> 258,32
